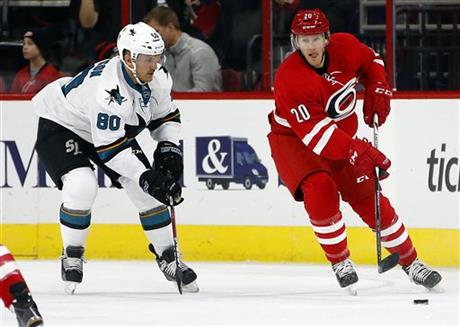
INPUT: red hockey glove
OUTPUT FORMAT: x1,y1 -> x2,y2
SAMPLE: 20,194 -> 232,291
348,138 -> 391,180
363,82 -> 392,127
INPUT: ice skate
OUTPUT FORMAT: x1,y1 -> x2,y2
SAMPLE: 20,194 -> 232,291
149,244 -> 199,293
402,259 -> 442,289
332,259 -> 359,295
61,245 -> 85,294
10,282 -> 44,327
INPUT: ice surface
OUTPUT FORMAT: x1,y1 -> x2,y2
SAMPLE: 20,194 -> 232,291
1,261 -> 458,326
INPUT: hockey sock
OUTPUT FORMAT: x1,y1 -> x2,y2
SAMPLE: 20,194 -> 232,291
60,205 -> 91,248
380,216 -> 417,266
310,212 -> 350,264
139,206 -> 174,256
301,173 -> 350,264
349,194 -> 417,266
0,245 -> 29,308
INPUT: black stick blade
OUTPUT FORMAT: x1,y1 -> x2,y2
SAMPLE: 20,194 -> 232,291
176,267 -> 183,294
378,253 -> 400,273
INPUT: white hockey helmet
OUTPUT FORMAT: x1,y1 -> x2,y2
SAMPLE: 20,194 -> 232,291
117,22 -> 165,81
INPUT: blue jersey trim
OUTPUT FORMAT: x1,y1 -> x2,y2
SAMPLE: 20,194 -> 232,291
121,64 -> 151,105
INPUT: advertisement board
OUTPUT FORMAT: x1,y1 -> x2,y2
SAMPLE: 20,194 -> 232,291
1,99 -> 458,264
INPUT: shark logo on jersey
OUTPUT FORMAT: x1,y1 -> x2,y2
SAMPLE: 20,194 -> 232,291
105,85 -> 127,106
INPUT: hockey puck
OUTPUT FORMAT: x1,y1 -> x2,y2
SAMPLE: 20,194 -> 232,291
413,299 -> 429,305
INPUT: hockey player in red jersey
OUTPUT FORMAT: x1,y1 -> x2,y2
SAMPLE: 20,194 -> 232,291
267,9 -> 442,292
0,245 -> 43,327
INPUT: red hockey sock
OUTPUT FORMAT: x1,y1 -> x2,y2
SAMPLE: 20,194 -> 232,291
0,245 -> 29,308
348,194 -> 417,266
380,216 -> 417,266
301,172 -> 350,264
310,212 -> 350,264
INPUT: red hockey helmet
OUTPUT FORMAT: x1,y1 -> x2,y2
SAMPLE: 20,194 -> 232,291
290,9 -> 330,35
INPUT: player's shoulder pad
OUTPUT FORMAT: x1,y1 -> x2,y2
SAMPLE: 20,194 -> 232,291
329,32 -> 361,48
152,65 -> 173,90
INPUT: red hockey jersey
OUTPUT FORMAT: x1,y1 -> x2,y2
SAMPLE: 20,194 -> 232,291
10,63 -> 61,94
272,33 -> 387,161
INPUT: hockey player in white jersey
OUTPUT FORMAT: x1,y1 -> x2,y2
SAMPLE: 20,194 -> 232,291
32,22 -> 198,294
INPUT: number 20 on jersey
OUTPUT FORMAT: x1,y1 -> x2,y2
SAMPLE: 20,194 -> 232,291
290,104 -> 310,123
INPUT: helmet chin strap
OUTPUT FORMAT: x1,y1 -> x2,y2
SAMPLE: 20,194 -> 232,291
290,34 -> 299,51
121,55 -> 147,85
129,61 -> 147,85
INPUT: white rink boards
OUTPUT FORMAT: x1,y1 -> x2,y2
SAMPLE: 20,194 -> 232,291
1,98 -> 459,264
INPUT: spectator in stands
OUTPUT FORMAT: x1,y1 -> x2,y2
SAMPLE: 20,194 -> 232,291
184,0 -> 221,41
155,0 -> 218,41
75,0 -> 209,61
77,0 -> 121,44
10,29 -> 61,94
75,0 -> 154,60
144,6 -> 222,92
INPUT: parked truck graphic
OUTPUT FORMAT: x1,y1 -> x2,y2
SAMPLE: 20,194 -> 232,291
196,136 -> 268,190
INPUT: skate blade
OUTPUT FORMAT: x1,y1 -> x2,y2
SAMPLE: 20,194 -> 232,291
345,284 -> 357,296
64,282 -> 78,295
181,281 -> 199,293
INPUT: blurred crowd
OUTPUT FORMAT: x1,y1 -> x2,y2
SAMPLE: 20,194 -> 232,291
0,0 -> 458,94
0,0 -> 363,94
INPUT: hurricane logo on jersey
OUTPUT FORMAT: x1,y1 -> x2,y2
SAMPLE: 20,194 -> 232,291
325,78 -> 357,121
323,71 -> 344,86
105,85 -> 127,106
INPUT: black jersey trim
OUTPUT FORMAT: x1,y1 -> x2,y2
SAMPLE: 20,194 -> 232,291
147,109 -> 181,132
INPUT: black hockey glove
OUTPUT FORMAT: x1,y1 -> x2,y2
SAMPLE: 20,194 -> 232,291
139,169 -> 183,206
153,141 -> 183,181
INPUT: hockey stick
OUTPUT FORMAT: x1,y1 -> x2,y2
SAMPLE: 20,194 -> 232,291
373,113 -> 400,273
169,197 -> 183,294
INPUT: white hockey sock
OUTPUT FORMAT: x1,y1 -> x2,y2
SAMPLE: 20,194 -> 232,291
144,225 -> 174,256
61,224 -> 89,249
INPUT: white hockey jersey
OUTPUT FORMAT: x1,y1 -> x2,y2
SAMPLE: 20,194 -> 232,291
32,56 -> 180,183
